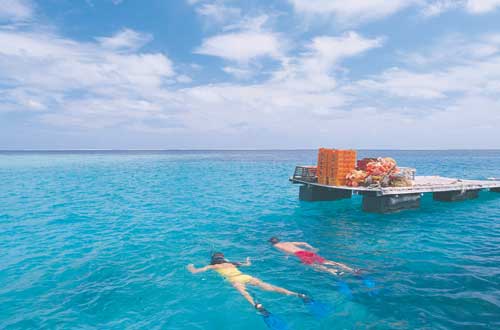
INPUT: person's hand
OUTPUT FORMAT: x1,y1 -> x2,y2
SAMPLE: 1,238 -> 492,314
187,264 -> 195,273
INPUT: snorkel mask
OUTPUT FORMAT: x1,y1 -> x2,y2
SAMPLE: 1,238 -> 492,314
210,252 -> 227,265
269,237 -> 280,245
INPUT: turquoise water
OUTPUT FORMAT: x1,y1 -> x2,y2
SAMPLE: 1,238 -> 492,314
1,150 -> 499,330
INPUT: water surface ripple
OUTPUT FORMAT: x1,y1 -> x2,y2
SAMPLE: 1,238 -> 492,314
0,150 -> 499,329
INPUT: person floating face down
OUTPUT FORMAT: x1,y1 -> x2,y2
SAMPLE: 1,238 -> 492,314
187,252 -> 308,314
268,237 -> 358,276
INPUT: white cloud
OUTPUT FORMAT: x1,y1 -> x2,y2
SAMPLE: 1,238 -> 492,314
0,0 -> 33,22
0,20 -> 384,140
222,15 -> 269,32
402,34 -> 500,66
176,74 -> 193,83
270,32 -> 383,92
422,0 -> 500,16
290,0 -> 500,22
288,0 -> 416,25
0,28 -> 173,91
0,26 -> 178,129
195,31 -> 283,62
465,0 -> 500,13
350,34 -> 500,114
96,28 -> 152,52
2,5 -> 500,148
307,32 -> 383,68
421,0 -> 462,17
222,66 -> 253,79
195,3 -> 241,24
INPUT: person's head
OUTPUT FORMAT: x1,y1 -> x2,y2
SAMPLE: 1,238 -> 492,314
210,252 -> 227,265
269,237 -> 280,245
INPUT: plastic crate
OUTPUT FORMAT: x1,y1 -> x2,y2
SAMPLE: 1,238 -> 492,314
318,176 -> 328,185
328,177 -> 347,186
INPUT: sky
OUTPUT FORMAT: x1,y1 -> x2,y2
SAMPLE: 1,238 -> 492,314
0,0 -> 499,150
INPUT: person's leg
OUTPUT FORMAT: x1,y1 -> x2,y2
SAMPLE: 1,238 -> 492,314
231,282 -> 256,306
249,278 -> 299,296
312,264 -> 342,276
322,260 -> 354,272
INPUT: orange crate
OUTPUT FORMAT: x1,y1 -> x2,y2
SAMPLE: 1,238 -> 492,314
318,148 -> 357,185
317,148 -> 332,163
318,176 -> 328,185
332,169 -> 353,175
333,156 -> 356,163
327,177 -> 347,186
333,150 -> 356,158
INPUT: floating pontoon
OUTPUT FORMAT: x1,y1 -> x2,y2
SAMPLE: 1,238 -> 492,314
290,166 -> 500,213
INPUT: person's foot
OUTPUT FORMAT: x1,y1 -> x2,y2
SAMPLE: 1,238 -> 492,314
255,303 -> 269,316
330,269 -> 342,276
298,293 -> 312,303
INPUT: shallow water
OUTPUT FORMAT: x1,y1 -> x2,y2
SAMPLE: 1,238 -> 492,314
1,150 -> 499,329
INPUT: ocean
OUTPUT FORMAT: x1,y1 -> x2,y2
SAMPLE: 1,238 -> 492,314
1,150 -> 499,329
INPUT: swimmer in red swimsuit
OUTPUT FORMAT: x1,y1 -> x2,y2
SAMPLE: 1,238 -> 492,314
269,237 -> 357,276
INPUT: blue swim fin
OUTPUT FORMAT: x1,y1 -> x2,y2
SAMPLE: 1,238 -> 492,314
257,305 -> 289,330
362,276 -> 379,296
262,313 -> 289,330
302,297 -> 333,318
337,280 -> 352,300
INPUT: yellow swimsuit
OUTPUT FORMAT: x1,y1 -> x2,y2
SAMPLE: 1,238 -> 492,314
215,266 -> 253,284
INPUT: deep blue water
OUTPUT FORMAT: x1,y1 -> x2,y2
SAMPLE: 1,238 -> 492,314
1,150 -> 499,330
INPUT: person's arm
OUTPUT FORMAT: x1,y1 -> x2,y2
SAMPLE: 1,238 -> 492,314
240,257 -> 251,266
231,257 -> 251,267
293,242 -> 318,251
187,264 -> 214,274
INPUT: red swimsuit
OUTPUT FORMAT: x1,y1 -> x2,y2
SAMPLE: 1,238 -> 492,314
294,250 -> 325,265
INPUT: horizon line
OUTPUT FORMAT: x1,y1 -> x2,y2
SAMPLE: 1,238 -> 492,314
1,148 -> 500,152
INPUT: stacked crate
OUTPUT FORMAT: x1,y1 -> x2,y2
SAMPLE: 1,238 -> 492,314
317,148 -> 330,185
316,149 -> 357,186
327,150 -> 357,186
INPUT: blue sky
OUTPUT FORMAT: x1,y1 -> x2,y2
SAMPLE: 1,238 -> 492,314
0,0 -> 499,149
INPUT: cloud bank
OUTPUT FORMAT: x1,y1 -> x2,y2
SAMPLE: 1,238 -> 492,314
0,0 -> 499,148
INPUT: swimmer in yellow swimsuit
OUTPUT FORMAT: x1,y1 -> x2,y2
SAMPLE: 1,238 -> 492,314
188,252 -> 307,313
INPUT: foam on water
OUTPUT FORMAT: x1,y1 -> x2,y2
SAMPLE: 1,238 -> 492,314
0,150 -> 499,329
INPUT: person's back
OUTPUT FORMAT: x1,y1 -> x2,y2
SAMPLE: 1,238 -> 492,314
273,241 -> 304,254
269,237 -> 316,254
212,262 -> 243,276
269,237 -> 355,274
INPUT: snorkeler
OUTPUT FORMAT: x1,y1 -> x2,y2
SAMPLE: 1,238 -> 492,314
269,238 -> 378,298
268,237 -> 357,276
187,252 -> 309,314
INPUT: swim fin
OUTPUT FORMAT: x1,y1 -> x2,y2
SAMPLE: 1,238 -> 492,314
362,276 -> 379,296
256,305 -> 289,330
301,295 -> 333,318
337,280 -> 352,299
262,313 -> 289,330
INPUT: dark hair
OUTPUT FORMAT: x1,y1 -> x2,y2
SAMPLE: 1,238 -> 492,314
269,237 -> 280,245
210,252 -> 226,265
210,252 -> 242,266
